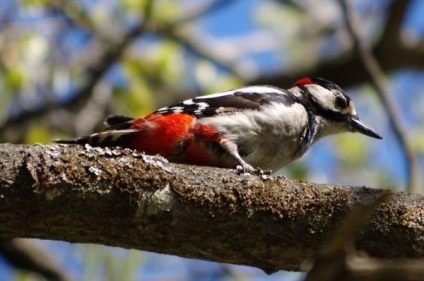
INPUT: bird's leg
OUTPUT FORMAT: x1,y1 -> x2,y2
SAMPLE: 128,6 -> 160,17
219,138 -> 254,173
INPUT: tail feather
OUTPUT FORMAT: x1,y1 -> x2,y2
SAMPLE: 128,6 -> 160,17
104,115 -> 134,128
54,136 -> 90,145
54,129 -> 139,147
55,114 -> 138,147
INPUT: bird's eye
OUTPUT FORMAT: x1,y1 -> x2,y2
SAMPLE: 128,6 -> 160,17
335,95 -> 348,109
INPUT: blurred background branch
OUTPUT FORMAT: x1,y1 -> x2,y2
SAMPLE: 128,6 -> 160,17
0,0 -> 155,137
0,239 -> 72,281
338,0 -> 419,193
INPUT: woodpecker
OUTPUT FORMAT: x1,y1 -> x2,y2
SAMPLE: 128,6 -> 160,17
55,77 -> 382,172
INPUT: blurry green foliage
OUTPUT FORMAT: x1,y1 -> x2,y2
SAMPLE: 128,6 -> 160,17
334,134 -> 368,167
83,244 -> 143,281
25,122 -> 51,144
21,0 -> 47,7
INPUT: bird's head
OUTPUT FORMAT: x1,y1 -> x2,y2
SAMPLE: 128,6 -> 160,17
293,77 -> 382,139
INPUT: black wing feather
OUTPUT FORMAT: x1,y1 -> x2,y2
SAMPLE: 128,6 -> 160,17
54,87 -> 296,145
155,86 -> 295,118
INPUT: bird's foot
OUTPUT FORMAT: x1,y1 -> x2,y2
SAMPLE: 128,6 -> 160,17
236,164 -> 272,176
236,163 -> 255,175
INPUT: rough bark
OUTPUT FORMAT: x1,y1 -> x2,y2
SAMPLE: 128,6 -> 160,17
0,143 -> 423,273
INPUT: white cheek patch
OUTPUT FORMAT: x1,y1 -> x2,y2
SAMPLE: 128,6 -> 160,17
348,102 -> 357,115
308,85 -> 351,112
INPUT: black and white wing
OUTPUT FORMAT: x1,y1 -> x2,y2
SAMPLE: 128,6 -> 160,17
154,86 -> 296,118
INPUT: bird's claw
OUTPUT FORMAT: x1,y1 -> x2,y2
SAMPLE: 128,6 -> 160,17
236,164 -> 254,174
236,164 -> 272,176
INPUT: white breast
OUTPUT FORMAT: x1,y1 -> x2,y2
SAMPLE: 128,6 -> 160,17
199,102 -> 309,170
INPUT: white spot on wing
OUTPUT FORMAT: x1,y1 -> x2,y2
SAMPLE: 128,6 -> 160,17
194,102 -> 209,114
183,99 -> 195,105
196,102 -> 209,110
170,106 -> 184,113
157,106 -> 169,112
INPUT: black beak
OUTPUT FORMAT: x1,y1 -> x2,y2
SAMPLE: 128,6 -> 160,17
349,116 -> 382,139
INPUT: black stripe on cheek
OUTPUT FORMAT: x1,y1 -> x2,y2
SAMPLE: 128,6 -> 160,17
318,109 -> 349,122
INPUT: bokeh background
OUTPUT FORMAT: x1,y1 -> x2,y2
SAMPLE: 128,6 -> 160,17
0,0 -> 423,280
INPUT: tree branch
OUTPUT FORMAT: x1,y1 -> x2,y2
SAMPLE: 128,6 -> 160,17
0,144 -> 423,273
304,192 -> 424,281
339,0 -> 419,193
251,1 -> 420,89
379,0 -> 411,47
0,239 -> 72,281
0,0 -> 155,135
